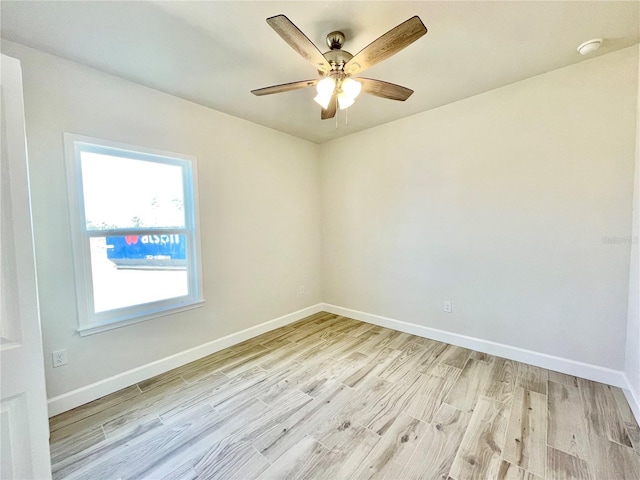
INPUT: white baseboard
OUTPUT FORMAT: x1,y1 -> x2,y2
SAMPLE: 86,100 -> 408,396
49,302 -> 638,424
322,303 -> 629,390
47,303 -> 323,417
623,377 -> 640,425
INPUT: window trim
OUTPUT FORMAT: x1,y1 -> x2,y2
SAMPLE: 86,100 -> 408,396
64,133 -> 205,336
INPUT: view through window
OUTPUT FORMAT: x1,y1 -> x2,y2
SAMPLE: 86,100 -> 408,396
65,135 -> 203,334
82,153 -> 188,312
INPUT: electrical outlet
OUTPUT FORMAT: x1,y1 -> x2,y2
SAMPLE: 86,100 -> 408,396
52,349 -> 68,368
299,285 -> 305,295
444,301 -> 452,313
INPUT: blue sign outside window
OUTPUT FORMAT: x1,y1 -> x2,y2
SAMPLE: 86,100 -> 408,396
106,234 -> 187,269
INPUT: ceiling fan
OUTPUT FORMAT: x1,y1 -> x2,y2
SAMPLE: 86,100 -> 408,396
251,15 -> 428,120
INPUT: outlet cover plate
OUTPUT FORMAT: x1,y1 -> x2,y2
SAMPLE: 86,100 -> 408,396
52,349 -> 68,367
444,301 -> 452,313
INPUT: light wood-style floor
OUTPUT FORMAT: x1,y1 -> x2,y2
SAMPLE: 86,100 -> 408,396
50,312 -> 640,480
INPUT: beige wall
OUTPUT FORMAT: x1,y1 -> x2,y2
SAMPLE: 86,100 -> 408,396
320,46 -> 638,370
2,41 -> 322,398
626,46 -> 640,407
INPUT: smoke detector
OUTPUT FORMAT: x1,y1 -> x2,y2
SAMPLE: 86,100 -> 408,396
577,38 -> 603,55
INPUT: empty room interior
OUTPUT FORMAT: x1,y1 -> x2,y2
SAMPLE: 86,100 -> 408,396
1,1 -> 640,479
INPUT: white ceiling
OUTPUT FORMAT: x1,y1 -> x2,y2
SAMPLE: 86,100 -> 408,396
1,1 -> 638,144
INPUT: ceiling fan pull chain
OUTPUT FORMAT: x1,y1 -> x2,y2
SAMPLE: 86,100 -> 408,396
335,97 -> 339,129
345,107 -> 348,126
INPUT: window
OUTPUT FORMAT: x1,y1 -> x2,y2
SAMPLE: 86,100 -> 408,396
64,134 -> 204,335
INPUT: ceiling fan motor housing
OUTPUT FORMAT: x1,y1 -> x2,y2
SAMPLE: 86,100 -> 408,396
323,49 -> 353,72
322,31 -> 353,75
326,31 -> 345,49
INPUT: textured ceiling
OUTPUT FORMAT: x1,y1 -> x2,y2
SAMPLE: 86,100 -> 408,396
1,1 -> 638,143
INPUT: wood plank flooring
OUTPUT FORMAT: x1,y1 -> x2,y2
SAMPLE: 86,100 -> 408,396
49,312 -> 640,479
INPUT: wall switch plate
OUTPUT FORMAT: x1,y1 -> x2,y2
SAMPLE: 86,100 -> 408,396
299,285 -> 305,295
444,301 -> 452,313
52,349 -> 68,367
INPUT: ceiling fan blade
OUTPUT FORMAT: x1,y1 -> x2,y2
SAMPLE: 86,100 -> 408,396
357,78 -> 414,101
321,95 -> 337,120
267,15 -> 331,74
251,80 -> 317,96
344,16 -> 427,75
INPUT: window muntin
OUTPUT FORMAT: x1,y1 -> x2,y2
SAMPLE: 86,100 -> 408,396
65,134 -> 204,335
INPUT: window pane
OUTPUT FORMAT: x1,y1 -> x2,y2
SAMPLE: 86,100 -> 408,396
80,152 -> 185,230
90,236 -> 188,313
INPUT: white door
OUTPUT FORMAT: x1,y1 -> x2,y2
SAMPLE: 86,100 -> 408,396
0,54 -> 52,479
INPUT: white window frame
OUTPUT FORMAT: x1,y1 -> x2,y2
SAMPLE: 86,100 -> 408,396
64,133 -> 204,336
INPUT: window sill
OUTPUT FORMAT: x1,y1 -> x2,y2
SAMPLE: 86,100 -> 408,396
77,299 -> 206,337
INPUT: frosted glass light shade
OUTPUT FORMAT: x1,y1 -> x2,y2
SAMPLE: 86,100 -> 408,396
314,77 -> 336,109
342,78 -> 362,99
316,77 -> 336,94
338,93 -> 354,110
314,93 -> 332,109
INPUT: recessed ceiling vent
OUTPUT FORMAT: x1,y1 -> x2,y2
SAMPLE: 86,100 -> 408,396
577,38 -> 603,55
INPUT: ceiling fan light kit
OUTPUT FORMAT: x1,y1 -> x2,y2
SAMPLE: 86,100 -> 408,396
313,76 -> 362,110
251,14 -> 427,120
